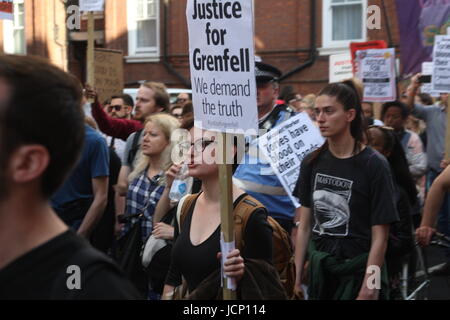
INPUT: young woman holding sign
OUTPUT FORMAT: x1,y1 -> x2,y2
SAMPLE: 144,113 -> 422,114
162,127 -> 284,300
293,80 -> 399,300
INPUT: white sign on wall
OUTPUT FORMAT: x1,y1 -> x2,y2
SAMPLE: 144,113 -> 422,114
186,0 -> 258,132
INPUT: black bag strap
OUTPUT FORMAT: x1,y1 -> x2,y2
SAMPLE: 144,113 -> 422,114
127,129 -> 143,166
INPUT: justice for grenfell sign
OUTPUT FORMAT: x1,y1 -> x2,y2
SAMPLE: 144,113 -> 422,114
186,0 -> 258,132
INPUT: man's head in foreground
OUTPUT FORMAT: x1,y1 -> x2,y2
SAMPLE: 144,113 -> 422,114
0,55 -> 85,204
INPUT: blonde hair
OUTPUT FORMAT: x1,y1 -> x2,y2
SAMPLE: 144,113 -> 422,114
301,94 -> 316,109
128,113 -> 180,183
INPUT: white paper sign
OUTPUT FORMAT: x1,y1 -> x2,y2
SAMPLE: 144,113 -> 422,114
329,53 -> 353,83
432,35 -> 450,93
357,48 -> 396,102
421,62 -> 439,97
186,0 -> 258,132
258,113 -> 325,208
79,0 -> 104,12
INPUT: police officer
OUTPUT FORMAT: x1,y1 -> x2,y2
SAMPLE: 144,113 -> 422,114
233,61 -> 297,234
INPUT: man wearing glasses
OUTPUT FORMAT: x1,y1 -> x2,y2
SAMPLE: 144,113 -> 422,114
108,94 -> 134,120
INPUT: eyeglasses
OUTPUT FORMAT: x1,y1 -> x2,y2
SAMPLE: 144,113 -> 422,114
107,105 -> 123,112
176,98 -> 188,104
179,139 -> 216,152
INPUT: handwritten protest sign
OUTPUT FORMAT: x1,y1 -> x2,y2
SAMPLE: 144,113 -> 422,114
258,113 -> 325,208
0,0 -> 13,20
432,35 -> 450,93
186,0 -> 258,132
94,49 -> 124,105
80,0 -> 104,12
356,48 -> 396,102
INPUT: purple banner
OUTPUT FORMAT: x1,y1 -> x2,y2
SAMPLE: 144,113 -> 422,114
395,0 -> 450,77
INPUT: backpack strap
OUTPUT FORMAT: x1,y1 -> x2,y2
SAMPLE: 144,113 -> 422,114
127,129 -> 143,166
233,195 -> 265,252
176,193 -> 201,232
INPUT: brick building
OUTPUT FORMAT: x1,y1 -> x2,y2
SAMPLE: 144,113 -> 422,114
0,0 -> 401,96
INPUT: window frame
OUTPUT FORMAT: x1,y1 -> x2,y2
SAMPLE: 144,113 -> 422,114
126,0 -> 160,63
3,0 -> 26,55
320,0 -> 367,55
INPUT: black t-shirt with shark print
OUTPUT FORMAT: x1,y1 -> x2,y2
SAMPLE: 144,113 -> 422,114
294,146 -> 399,259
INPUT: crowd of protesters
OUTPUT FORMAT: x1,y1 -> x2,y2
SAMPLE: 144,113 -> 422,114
1,53 -> 450,301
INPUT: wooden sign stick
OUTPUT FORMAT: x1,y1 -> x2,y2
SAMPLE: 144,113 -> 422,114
86,11 -> 95,102
218,132 -> 236,300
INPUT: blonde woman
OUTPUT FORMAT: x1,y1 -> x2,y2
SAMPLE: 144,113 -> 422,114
121,113 -> 180,242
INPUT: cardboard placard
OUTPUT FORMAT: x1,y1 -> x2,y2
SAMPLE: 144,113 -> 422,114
94,49 -> 124,105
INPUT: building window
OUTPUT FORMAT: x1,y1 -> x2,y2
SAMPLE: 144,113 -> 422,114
127,0 -> 160,62
322,0 -> 366,51
3,0 -> 26,54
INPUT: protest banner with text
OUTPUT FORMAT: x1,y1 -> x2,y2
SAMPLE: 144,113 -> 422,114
432,35 -> 450,93
186,0 -> 258,132
357,48 -> 396,102
94,49 -> 124,105
329,52 -> 353,83
258,113 -> 325,208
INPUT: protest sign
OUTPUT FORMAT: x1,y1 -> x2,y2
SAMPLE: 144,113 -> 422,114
421,62 -> 439,97
357,48 -> 396,102
432,35 -> 450,93
329,53 -> 353,83
186,0 -> 258,132
350,40 -> 387,74
94,49 -> 124,104
79,0 -> 104,12
258,113 -> 325,208
0,0 -> 13,20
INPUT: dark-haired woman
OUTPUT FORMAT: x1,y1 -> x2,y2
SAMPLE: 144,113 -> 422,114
368,125 -> 416,298
293,81 -> 399,300
162,127 -> 283,300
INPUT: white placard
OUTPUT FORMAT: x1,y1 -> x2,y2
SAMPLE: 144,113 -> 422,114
79,0 -> 104,12
432,35 -> 450,93
329,53 -> 353,83
357,48 -> 396,102
258,113 -> 325,208
186,0 -> 258,132
421,62 -> 439,97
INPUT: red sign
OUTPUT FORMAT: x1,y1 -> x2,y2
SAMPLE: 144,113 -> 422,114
0,0 -> 13,20
350,40 -> 387,74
